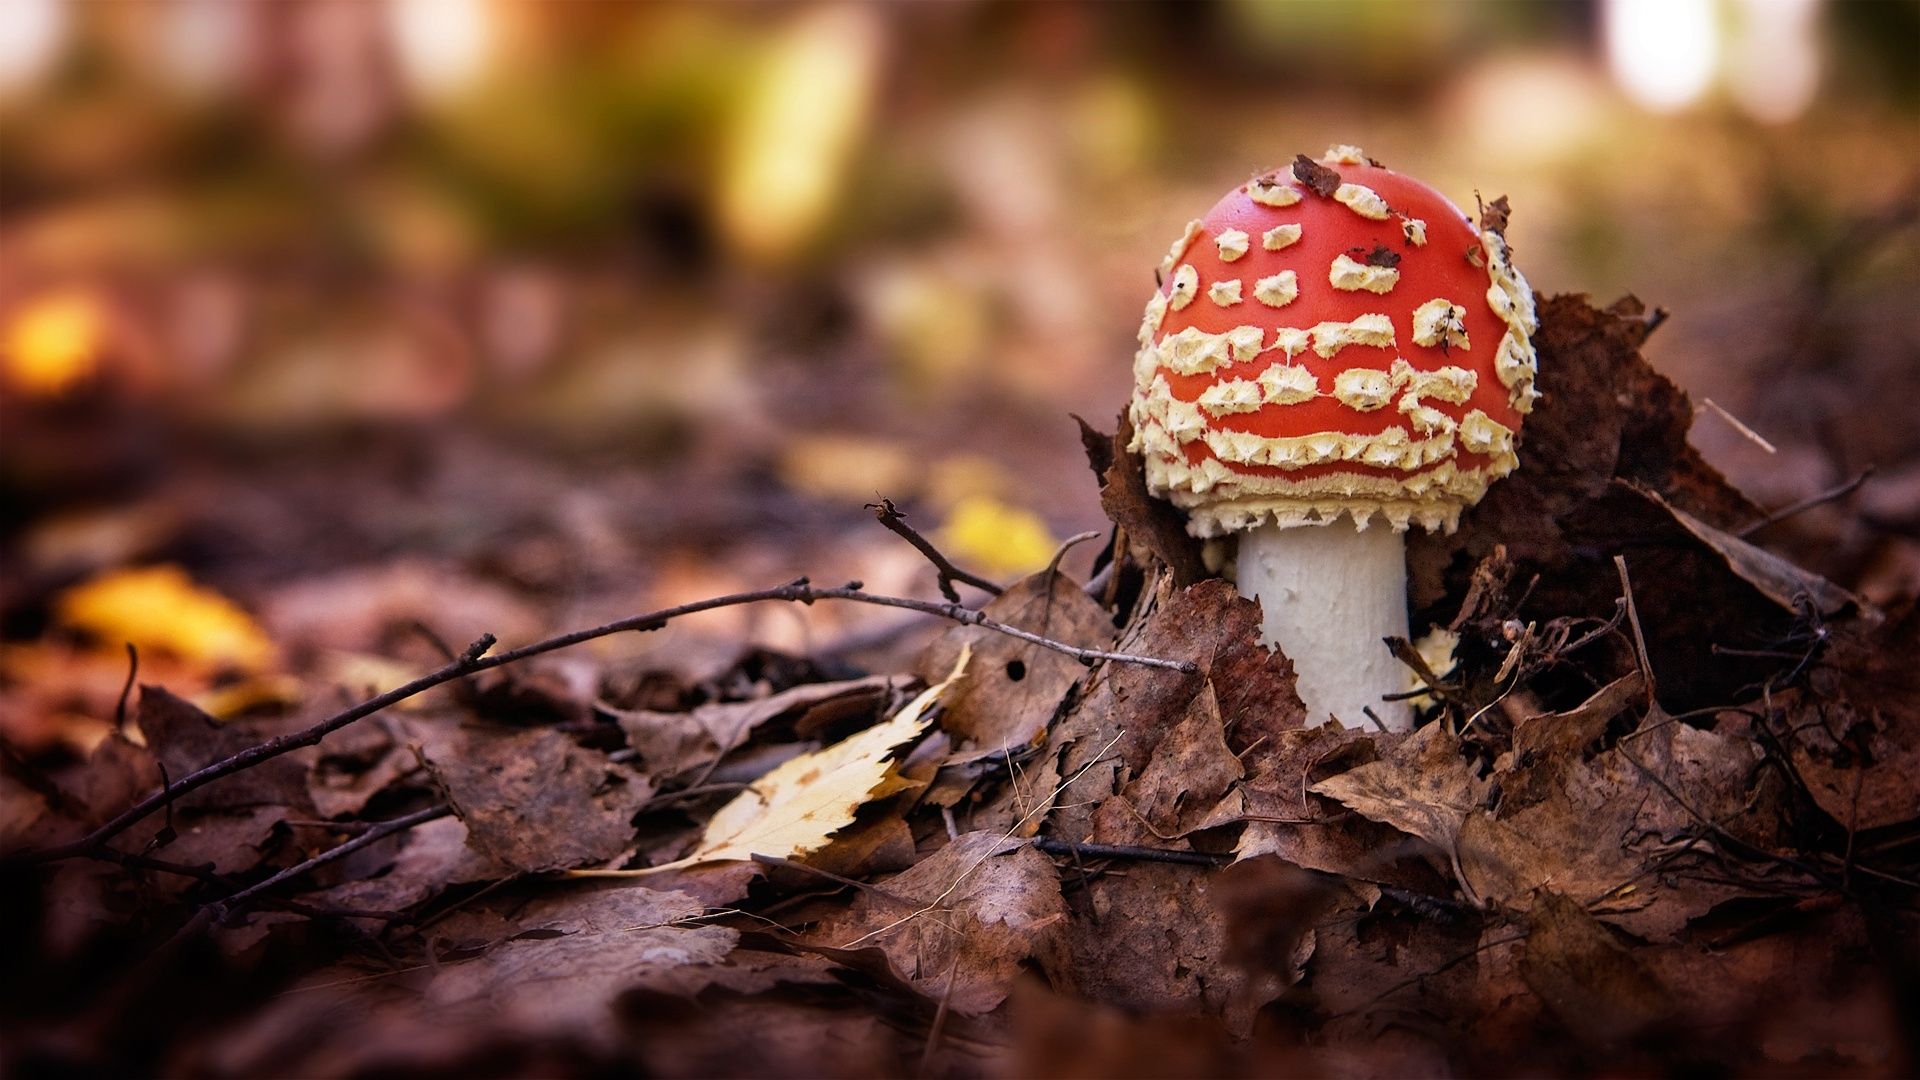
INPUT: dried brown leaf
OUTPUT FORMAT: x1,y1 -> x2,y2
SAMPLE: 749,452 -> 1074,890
1480,194 -> 1511,236
49,732 -> 161,838
1100,413 -> 1206,586
206,886 -> 738,1074
424,726 -> 653,873
811,830 -> 1067,1015
1211,725 -> 1437,887
800,811 -> 918,880
157,805 -> 289,876
1643,487 -> 1857,616
612,675 -> 899,781
1007,980 -> 1302,1079
309,814 -> 501,913
1519,891 -> 1673,1045
1511,671 -> 1644,770
1213,855 -> 1352,987
423,885 -> 737,1036
306,715 -> 416,819
1410,294 -> 1762,599
1117,684 -> 1244,839
1499,672 -> 1646,814
1460,715 -> 1787,939
1410,295 -> 1809,711
918,570 -> 1113,755
1303,898 -> 1482,1060
1031,577 -> 1301,844
1075,413 -> 1116,481
137,684 -> 311,812
1311,721 -> 1486,860
1292,154 -> 1340,197
1787,598 -> 1920,830
1048,860 -> 1286,1036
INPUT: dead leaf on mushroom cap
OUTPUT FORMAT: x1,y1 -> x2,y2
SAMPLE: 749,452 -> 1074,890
1479,193 -> 1512,237
1292,154 -> 1341,198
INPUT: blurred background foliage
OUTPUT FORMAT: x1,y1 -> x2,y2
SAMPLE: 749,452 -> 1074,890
1,0 -> 1916,740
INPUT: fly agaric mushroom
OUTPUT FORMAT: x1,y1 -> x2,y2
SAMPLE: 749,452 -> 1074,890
1129,145 -> 1537,730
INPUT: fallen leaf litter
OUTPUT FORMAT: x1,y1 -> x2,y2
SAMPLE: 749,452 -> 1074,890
2,295 -> 1915,1077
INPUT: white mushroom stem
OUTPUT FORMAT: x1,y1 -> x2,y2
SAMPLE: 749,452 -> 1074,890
1235,519 -> 1413,731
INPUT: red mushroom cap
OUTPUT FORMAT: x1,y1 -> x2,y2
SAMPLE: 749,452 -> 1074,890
1129,145 -> 1538,537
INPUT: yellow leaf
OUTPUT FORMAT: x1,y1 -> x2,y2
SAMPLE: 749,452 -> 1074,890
55,565 -> 277,674
2,290 -> 106,396
577,646 -> 970,877
936,495 -> 1060,578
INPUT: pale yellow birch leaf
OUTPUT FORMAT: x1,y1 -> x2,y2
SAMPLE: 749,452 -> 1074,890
574,645 -> 969,878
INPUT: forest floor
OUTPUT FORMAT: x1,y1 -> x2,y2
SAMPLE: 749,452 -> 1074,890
2,290 -> 1918,1077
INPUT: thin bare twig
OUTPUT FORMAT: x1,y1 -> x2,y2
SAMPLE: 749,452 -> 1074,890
1030,836 -> 1225,868
868,499 -> 1003,601
750,853 -> 917,907
1736,467 -> 1875,538
15,579 -> 1191,870
209,804 -> 453,923
73,844 -> 403,922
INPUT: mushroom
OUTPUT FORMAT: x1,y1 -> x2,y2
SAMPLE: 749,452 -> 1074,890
1129,146 -> 1537,730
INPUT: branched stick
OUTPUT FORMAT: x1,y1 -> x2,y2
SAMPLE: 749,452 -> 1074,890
17,578 -> 1191,868
867,499 -> 1003,601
